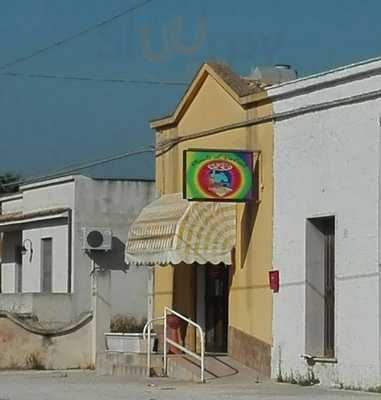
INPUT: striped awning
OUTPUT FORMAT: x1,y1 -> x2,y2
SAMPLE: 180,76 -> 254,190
125,193 -> 236,266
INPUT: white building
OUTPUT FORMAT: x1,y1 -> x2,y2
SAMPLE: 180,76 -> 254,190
0,175 -> 155,369
268,57 -> 381,388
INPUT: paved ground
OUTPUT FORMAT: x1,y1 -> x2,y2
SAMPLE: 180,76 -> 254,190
0,370 -> 378,400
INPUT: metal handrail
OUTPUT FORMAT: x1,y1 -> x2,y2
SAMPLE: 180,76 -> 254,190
164,306 -> 205,383
142,308 -> 205,383
143,316 -> 165,377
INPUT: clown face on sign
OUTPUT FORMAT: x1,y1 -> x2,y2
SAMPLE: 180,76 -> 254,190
207,161 -> 233,197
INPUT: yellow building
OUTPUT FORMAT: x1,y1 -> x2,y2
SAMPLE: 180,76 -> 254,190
126,61 -> 274,376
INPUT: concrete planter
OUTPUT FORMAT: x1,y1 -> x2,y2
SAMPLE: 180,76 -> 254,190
105,333 -> 156,353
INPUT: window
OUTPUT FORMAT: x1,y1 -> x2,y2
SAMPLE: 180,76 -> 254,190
305,216 -> 335,358
41,238 -> 53,293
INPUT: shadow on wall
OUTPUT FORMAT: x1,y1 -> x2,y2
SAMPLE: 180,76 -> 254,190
240,160 -> 260,268
87,237 -> 129,271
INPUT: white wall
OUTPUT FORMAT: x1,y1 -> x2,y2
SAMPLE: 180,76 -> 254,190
110,266 -> 148,321
0,177 -> 155,328
22,178 -> 75,213
22,220 -> 69,293
1,178 -> 74,295
0,293 -> 74,322
270,66 -> 381,388
1,195 -> 22,214
72,177 -> 156,321
0,176 -> 155,368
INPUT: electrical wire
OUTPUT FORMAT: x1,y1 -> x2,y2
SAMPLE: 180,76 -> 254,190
0,0 -> 154,71
0,71 -> 188,86
1,116 -> 264,189
5,79 -> 381,190
1,128 -> 185,189
1,146 -> 156,189
0,103 -> 277,189
2,120 -> 254,189
5,59 -> 381,191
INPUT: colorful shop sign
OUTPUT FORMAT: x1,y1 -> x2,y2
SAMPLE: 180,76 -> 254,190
183,149 -> 254,202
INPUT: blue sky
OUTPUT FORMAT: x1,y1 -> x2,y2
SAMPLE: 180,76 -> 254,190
1,0 -> 381,179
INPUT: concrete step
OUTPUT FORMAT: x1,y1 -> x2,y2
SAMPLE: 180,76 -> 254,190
97,352 -> 266,383
96,352 -> 163,377
167,355 -> 266,383
167,355 -> 212,382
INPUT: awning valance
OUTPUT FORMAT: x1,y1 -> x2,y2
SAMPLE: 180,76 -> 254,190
125,193 -> 236,266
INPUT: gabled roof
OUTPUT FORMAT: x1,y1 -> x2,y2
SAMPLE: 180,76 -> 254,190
150,61 -> 266,129
207,61 -> 261,97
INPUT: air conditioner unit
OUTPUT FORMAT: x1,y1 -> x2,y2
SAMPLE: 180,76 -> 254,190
82,227 -> 112,251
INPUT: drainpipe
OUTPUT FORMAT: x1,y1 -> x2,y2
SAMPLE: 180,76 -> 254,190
67,209 -> 72,293
90,259 -> 111,366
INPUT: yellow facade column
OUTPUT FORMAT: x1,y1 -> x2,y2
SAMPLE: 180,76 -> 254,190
154,265 -> 174,318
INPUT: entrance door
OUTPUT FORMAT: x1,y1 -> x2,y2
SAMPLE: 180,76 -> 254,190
205,264 -> 229,353
306,216 -> 335,357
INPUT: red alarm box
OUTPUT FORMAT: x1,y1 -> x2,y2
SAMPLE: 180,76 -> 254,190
269,270 -> 279,293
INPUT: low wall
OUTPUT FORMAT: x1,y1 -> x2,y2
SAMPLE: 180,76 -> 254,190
0,294 -> 34,315
0,293 -> 76,322
0,317 -> 93,369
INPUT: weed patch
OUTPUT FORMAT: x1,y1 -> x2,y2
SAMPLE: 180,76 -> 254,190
25,352 -> 45,370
